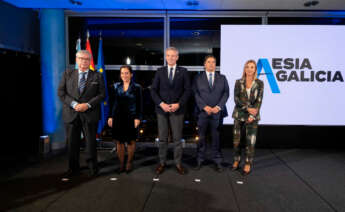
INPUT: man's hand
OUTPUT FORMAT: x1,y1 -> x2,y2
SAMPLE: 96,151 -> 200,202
108,118 -> 113,128
75,103 -> 89,112
203,106 -> 213,115
211,106 -> 220,114
247,108 -> 258,116
134,119 -> 140,128
170,103 -> 180,113
160,102 -> 171,113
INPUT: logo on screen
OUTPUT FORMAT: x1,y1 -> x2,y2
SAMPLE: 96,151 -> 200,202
257,58 -> 344,94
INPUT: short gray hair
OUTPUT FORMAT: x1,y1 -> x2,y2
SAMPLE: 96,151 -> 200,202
166,47 -> 179,55
76,50 -> 91,59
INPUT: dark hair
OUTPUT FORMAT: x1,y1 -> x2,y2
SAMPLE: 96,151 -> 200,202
120,65 -> 133,74
204,55 -> 216,64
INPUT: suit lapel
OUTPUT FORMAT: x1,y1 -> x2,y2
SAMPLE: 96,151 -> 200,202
211,72 -> 219,90
163,66 -> 169,84
240,79 -> 249,100
172,66 -> 181,86
72,70 -> 79,97
202,72 -> 211,91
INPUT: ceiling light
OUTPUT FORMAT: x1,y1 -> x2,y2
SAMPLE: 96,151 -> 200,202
69,0 -> 82,6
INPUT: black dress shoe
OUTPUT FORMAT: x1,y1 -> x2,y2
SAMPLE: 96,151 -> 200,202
194,162 -> 202,171
176,165 -> 186,175
215,164 -> 223,173
88,168 -> 99,177
155,164 -> 165,175
61,169 -> 80,180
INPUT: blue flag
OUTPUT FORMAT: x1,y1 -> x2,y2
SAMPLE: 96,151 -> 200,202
75,37 -> 81,69
96,35 -> 109,134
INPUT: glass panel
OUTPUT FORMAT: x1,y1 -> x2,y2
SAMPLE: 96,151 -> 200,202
68,17 -> 164,65
268,17 -> 345,25
170,17 -> 262,66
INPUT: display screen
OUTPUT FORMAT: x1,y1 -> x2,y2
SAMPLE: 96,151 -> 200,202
221,25 -> 345,125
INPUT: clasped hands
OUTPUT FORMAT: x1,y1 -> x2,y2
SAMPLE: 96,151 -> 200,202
74,103 -> 89,112
203,106 -> 220,115
160,102 -> 180,113
247,107 -> 258,123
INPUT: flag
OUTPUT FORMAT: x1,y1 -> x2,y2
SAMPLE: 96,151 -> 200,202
75,37 -> 81,69
85,30 -> 95,71
96,33 -> 109,134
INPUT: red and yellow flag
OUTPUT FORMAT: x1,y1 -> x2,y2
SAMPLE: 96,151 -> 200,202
86,31 -> 95,71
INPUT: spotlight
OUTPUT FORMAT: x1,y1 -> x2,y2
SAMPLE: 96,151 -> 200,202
311,1 -> 319,6
304,0 -> 319,7
195,136 -> 199,141
126,57 -> 131,65
186,0 -> 199,6
140,129 -> 144,134
69,0 -> 82,6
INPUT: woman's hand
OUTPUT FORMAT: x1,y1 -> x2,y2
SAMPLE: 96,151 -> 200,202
247,117 -> 254,123
247,108 -> 258,116
108,118 -> 113,128
134,119 -> 140,128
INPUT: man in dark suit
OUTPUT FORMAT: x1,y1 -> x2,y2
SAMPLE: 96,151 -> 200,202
193,55 -> 229,172
151,47 -> 191,175
58,50 -> 105,178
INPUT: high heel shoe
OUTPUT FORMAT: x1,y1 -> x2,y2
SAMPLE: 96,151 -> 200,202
126,163 -> 133,174
242,163 -> 252,176
117,165 -> 125,175
231,161 -> 240,171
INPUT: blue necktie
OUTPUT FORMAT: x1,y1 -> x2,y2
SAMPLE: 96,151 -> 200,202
209,73 -> 213,88
79,72 -> 86,93
169,67 -> 173,84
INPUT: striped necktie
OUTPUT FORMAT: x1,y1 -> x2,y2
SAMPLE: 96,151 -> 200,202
79,72 -> 87,93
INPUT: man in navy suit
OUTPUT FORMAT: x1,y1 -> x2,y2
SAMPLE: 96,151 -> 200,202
151,47 -> 191,175
193,55 -> 229,172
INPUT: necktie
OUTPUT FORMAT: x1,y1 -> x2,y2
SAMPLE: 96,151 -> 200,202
169,67 -> 173,84
79,72 -> 86,93
209,73 -> 213,88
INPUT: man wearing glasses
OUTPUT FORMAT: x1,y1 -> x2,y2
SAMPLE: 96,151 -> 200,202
58,50 -> 105,179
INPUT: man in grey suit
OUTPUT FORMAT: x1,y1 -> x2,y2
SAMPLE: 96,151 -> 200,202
193,55 -> 229,172
151,47 -> 191,175
58,50 -> 105,178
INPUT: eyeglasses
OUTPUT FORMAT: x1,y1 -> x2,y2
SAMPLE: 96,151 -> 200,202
77,57 -> 90,61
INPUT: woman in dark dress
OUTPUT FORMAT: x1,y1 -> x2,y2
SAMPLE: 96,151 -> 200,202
108,65 -> 143,174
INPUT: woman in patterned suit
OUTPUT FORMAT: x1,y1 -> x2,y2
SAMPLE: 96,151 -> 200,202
231,60 -> 264,176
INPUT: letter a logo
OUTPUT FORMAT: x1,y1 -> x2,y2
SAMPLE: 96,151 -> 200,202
257,59 -> 280,93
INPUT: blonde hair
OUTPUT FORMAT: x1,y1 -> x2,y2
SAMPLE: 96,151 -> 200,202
242,59 -> 257,80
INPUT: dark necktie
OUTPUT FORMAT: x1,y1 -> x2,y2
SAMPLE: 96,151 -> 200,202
79,72 -> 86,93
209,73 -> 213,88
169,67 -> 173,84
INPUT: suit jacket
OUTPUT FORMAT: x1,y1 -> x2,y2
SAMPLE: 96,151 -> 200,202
232,78 -> 264,122
150,66 -> 192,115
193,72 -> 229,120
58,69 -> 106,123
111,81 -> 143,120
